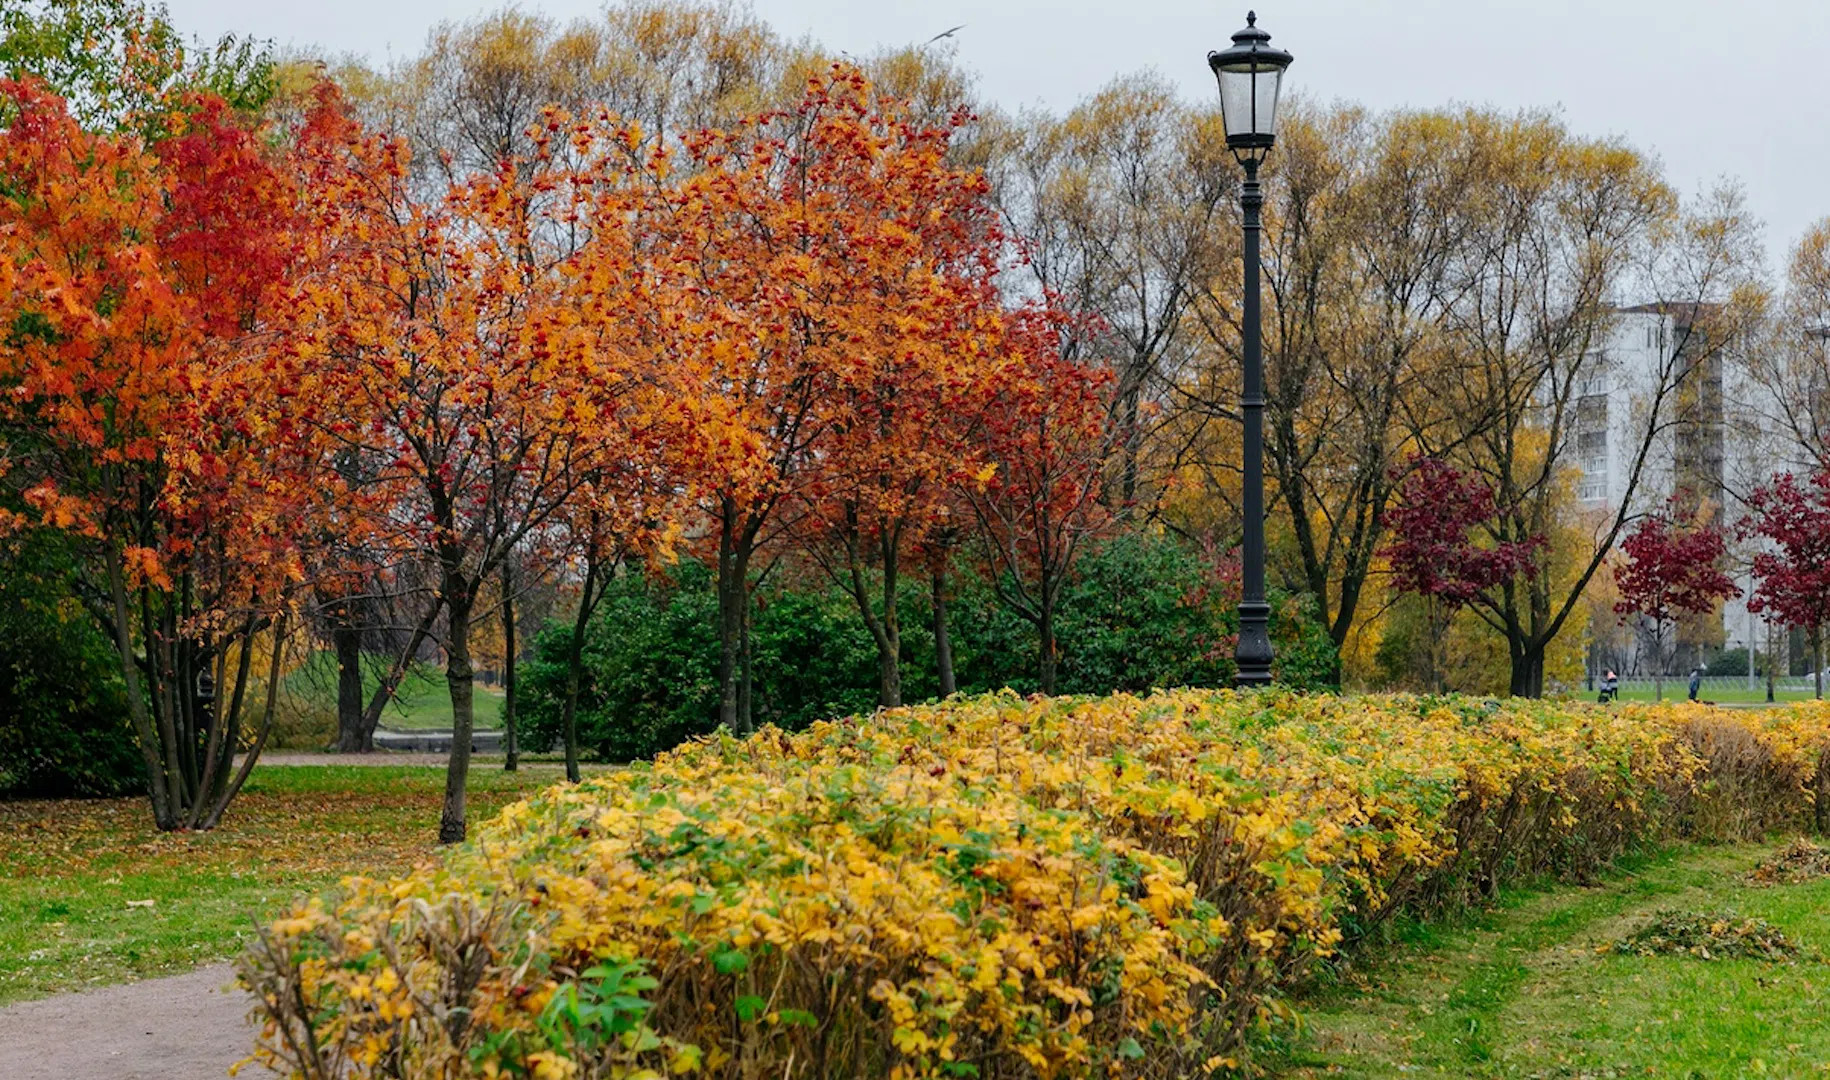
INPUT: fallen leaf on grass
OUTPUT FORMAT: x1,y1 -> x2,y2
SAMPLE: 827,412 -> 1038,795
1613,909 -> 1801,962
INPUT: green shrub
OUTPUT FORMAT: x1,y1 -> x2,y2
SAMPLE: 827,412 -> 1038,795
523,533 -> 1338,763
521,562 -> 882,762
0,532 -> 141,797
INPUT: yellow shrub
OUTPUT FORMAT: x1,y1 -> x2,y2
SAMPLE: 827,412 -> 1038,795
242,691 -> 1830,1079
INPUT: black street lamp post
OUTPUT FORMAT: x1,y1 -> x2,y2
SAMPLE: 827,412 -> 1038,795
1209,11 -> 1292,689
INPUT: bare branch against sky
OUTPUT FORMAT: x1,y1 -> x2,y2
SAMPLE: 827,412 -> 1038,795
165,0 -> 1826,263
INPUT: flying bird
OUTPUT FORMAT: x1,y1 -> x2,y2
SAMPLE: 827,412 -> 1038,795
923,25 -> 965,46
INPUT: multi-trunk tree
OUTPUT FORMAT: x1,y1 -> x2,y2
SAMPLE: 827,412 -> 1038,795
0,79 -> 300,830
655,67 -> 1014,726
964,305 -> 1116,694
1425,123 -> 1760,696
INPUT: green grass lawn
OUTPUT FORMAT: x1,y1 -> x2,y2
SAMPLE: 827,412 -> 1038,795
0,763 -> 568,1004
1264,841 -> 1830,1077
284,650 -> 505,730
1605,683 -> 1824,705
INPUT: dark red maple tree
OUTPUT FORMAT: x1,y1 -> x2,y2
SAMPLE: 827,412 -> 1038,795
1381,457 -> 1539,691
1741,469 -> 1830,699
1613,499 -> 1739,700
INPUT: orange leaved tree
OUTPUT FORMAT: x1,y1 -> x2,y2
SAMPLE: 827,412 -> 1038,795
271,87 -> 655,841
657,66 -> 1012,725
784,89 -> 1010,709
0,80 -> 301,829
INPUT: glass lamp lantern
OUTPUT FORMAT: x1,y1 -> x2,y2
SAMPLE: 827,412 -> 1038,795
1207,11 -> 1293,163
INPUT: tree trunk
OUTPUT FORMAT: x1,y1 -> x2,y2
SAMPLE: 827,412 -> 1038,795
439,582 -> 476,845
200,615 -> 287,830
844,525 -> 904,709
501,563 -> 518,773
932,568 -> 955,697
877,621 -> 902,708
1768,622 -> 1778,703
1654,619 -> 1669,702
716,508 -> 749,732
560,558 -> 597,784
332,617 -> 366,752
107,544 -> 174,830
351,597 -> 444,752
738,592 -> 754,731
1423,597 -> 1444,694
1815,629 -> 1824,701
1508,644 -> 1546,698
1038,591 -> 1058,696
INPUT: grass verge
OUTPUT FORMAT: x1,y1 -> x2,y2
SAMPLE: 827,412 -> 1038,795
1264,841 -> 1830,1077
283,651 -> 505,731
0,763 -> 565,1004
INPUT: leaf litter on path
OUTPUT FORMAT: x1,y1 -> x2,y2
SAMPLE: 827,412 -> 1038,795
1610,909 -> 1802,962
1746,837 -> 1830,886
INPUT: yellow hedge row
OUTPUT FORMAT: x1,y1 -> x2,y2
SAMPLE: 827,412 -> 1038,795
241,691 -> 1830,1079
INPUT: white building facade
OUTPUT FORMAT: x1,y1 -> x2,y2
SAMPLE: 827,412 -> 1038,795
1569,305 -> 1793,679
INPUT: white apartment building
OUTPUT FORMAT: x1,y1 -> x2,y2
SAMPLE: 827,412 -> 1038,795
1569,304 -> 1794,677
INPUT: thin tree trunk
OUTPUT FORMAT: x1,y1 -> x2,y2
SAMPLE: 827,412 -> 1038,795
932,567 -> 955,698
501,562 -> 518,773
1815,629 -> 1824,701
107,544 -> 173,830
202,614 -> 288,830
1039,590 -> 1058,696
332,615 -> 365,752
439,581 -> 476,845
739,592 -> 754,731
143,585 -> 188,818
1767,621 -> 1778,703
560,557 -> 598,784
842,521 -> 903,708
716,507 -> 747,732
354,597 -> 444,752
189,618 -> 253,828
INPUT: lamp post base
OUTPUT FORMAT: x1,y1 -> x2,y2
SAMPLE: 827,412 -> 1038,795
1235,600 -> 1274,688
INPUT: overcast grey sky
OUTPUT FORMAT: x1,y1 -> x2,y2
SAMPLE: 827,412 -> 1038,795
164,0 -> 1830,270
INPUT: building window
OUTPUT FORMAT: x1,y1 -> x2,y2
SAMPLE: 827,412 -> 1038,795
1575,392 -> 1608,502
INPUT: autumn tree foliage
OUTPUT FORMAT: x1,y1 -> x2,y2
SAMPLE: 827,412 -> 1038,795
964,305 -> 1117,695
1741,469 -> 1830,699
1612,500 -> 1738,699
0,79 -> 300,830
780,88 -> 1008,710
266,85 -> 658,842
651,68 -> 1014,727
1381,457 -> 1538,692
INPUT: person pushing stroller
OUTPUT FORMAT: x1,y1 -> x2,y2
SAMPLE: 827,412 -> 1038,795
1598,669 -> 1619,703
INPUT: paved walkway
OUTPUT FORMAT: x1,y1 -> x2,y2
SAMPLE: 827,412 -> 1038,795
0,964 -> 271,1080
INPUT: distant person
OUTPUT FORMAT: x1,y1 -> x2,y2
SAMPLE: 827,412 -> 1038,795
1600,669 -> 1619,703
1688,667 -> 1704,702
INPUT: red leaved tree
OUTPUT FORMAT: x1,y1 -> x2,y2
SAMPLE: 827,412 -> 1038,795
1381,457 -> 1539,692
1741,469 -> 1830,699
1613,499 -> 1739,700
965,304 -> 1116,694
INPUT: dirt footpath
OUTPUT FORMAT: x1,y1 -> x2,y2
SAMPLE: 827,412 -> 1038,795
0,964 -> 272,1080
